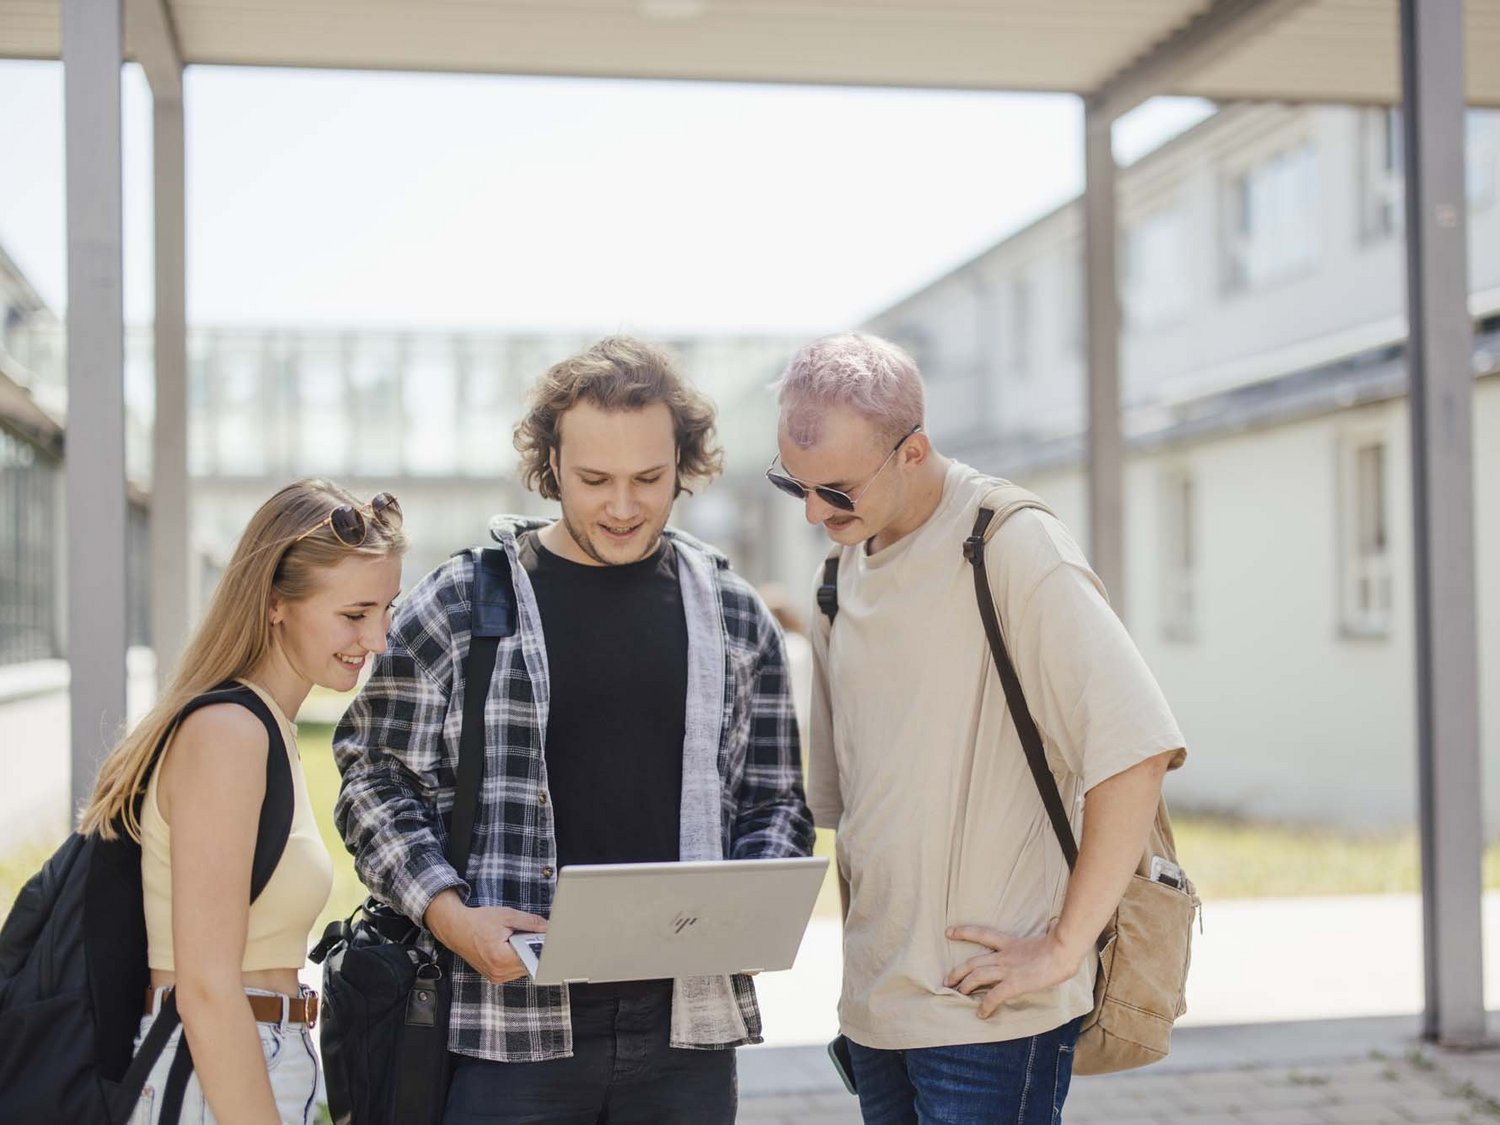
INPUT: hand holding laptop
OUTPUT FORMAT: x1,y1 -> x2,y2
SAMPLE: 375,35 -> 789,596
508,857 -> 828,985
425,889 -> 549,984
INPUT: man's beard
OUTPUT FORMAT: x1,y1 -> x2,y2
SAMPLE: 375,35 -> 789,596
559,505 -> 666,565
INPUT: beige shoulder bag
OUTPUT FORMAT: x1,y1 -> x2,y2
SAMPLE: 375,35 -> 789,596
967,487 -> 1198,1075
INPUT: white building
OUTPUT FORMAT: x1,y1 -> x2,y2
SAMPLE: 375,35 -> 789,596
0,290 -> 803,848
855,102 -> 1500,831
184,328 -> 803,595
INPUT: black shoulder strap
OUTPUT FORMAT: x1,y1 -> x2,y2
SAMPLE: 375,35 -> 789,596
112,685 -> 295,1123
965,508 -> 1079,870
146,683 -> 294,903
447,548 -> 514,877
157,1027 -> 195,1122
113,989 -> 182,1120
817,554 -> 840,622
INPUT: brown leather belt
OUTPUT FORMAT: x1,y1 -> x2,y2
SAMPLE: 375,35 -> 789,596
145,988 -> 318,1028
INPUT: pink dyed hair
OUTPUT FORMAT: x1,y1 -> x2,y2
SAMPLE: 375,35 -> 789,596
774,333 -> 925,449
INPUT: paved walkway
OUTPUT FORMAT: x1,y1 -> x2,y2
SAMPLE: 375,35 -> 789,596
734,892 -> 1500,1121
737,1018 -> 1500,1123
751,896 -> 1500,1051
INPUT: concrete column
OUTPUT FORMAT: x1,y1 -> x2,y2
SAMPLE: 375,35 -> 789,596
1399,0 -> 1487,1047
151,93 -> 189,689
63,0 -> 127,810
1083,105 -> 1125,611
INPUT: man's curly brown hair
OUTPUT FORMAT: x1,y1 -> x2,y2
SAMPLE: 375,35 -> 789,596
514,336 -> 725,500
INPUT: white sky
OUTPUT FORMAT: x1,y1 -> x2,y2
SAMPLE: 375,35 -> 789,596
0,61 -> 1211,334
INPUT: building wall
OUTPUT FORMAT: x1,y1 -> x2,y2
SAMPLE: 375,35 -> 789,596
1014,377 -> 1499,831
868,104 -> 1500,437
0,312 -> 805,844
187,329 -> 804,608
850,101 -> 1500,831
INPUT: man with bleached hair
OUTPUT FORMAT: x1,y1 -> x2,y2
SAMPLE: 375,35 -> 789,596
765,332 -> 1186,1122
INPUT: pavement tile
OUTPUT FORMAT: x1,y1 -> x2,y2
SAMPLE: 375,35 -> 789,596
1431,1053 -> 1500,1101
1241,1084 -> 1342,1109
735,1041 -> 1499,1124
1393,1099 -> 1474,1123
1235,1110 -> 1329,1125
740,1094 -> 824,1118
1316,1105 -> 1411,1122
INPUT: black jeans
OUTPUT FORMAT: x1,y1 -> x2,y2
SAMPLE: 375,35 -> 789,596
441,984 -> 737,1124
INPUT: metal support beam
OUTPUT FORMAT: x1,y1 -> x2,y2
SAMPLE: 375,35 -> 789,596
126,0 -> 183,101
1082,106 -> 1124,612
126,0 -> 189,690
63,0 -> 127,810
150,91 -> 188,689
1090,0 -> 1309,122
1400,0 -> 1486,1048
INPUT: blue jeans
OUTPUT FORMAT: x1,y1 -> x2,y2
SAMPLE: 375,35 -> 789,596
846,1018 -> 1082,1125
442,983 -> 736,1124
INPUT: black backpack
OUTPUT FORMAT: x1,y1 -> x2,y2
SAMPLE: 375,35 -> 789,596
311,546 -> 515,1125
0,682 -> 295,1124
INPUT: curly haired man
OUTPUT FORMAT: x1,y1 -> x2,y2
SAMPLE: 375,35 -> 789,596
336,336 -> 814,1123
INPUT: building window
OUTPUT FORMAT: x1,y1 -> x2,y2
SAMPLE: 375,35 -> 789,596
1359,108 -> 1403,242
1007,275 -> 1032,378
0,425 -> 59,665
1357,108 -> 1498,239
1339,436 -> 1393,637
1468,111 -> 1498,210
1222,142 -> 1320,293
1062,246 -> 1084,359
1125,206 -> 1191,329
1159,469 -> 1197,642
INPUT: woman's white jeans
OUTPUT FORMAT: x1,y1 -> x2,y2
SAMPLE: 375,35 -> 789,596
128,987 -> 320,1125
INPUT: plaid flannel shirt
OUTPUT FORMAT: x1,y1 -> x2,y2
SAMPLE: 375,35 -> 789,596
333,516 -> 815,1062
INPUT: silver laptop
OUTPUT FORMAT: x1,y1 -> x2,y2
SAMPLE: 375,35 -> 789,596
508,856 -> 829,985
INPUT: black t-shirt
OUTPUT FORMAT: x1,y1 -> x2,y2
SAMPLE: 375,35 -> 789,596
518,530 -> 687,871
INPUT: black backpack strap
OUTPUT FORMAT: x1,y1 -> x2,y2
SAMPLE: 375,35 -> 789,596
110,988 -> 193,1124
112,990 -> 182,1119
817,554 -> 840,623
156,1027 -> 195,1125
447,548 -> 514,876
155,683 -> 295,902
380,550 -> 513,1121
109,686 -> 296,1121
964,508 -> 1079,870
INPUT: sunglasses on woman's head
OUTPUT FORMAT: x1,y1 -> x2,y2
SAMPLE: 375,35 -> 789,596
293,492 -> 403,548
764,425 -> 920,513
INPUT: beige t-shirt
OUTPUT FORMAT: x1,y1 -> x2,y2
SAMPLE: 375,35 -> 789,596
808,460 -> 1187,1049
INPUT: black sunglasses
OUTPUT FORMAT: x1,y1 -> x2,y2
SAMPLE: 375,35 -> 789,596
293,492 -> 403,548
765,425 -> 920,513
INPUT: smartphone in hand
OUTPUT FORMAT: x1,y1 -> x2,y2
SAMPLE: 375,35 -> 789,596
827,1035 -> 859,1095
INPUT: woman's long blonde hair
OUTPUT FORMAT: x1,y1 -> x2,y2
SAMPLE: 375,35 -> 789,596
79,478 -> 407,841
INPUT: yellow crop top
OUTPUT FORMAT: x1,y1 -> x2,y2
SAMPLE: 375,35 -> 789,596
139,680 -> 334,972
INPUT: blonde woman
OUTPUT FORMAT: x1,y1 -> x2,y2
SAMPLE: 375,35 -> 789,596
79,479 -> 406,1124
